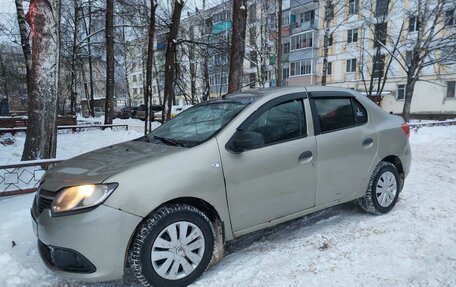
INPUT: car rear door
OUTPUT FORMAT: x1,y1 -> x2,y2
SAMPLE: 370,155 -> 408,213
218,93 -> 317,234
309,92 -> 378,205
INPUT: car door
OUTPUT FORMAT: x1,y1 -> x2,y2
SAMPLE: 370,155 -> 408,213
309,93 -> 378,205
218,94 -> 317,233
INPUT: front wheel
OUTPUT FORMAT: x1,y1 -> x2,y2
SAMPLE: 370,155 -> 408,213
357,161 -> 401,214
129,204 -> 215,287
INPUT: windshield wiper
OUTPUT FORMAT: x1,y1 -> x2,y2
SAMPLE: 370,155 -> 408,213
153,136 -> 184,147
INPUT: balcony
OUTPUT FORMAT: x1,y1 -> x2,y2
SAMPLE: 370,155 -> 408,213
290,21 -> 318,34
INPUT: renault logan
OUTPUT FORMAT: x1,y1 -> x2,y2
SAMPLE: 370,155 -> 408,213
31,87 -> 411,287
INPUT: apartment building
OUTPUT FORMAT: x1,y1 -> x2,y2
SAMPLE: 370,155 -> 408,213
317,0 -> 456,118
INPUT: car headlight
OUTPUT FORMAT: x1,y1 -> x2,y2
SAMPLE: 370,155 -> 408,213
51,183 -> 118,216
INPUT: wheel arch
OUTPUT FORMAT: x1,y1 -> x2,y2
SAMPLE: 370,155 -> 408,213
123,196 -> 224,270
380,155 -> 404,188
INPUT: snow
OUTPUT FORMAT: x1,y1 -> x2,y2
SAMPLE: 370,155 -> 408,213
0,129 -> 143,165
1,126 -> 456,286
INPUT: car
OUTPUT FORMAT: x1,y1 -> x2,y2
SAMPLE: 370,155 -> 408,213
153,104 -> 192,122
31,87 -> 411,287
136,104 -> 163,121
112,107 -> 123,119
130,106 -> 139,118
118,107 -> 131,119
93,107 -> 104,118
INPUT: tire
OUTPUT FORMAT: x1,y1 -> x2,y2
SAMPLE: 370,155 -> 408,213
357,161 -> 401,215
129,204 -> 215,287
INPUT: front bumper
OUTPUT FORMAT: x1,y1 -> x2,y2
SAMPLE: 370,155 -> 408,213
32,197 -> 142,282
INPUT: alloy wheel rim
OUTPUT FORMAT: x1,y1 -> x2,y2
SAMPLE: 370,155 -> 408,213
376,171 -> 397,208
151,221 -> 205,280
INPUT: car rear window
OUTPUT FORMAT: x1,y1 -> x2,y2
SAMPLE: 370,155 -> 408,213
351,98 -> 367,125
313,98 -> 355,133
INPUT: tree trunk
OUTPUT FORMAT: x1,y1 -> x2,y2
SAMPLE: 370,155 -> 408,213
104,0 -> 115,124
15,0 -> 32,100
163,0 -> 183,122
0,51 -> 10,101
228,0 -> 248,93
276,0 -> 282,87
402,76 -> 416,122
22,0 -> 60,160
70,0 -> 80,115
145,0 -> 157,134
189,27 -> 197,104
321,0 -> 332,86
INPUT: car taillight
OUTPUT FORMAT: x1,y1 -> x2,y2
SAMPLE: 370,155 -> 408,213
401,123 -> 410,139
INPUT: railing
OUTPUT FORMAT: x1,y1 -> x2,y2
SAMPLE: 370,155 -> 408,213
0,124 -> 128,135
409,120 -> 456,129
0,159 -> 62,197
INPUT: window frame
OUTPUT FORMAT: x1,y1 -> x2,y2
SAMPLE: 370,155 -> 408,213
346,58 -> 357,73
349,0 -> 359,14
447,81 -> 456,98
397,84 -> 406,100
347,28 -> 358,43
227,93 -> 308,152
307,92 -> 368,135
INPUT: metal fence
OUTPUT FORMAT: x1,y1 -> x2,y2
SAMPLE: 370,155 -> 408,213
0,159 -> 62,197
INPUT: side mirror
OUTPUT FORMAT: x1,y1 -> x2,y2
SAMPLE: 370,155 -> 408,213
228,131 -> 265,153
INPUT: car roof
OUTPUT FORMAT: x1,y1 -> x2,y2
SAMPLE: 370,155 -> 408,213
223,86 -> 359,100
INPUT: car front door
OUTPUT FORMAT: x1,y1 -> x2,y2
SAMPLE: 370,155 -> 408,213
309,93 -> 378,205
218,94 -> 317,234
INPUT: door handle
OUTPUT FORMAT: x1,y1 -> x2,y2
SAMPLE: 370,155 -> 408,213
298,151 -> 313,164
362,137 -> 374,148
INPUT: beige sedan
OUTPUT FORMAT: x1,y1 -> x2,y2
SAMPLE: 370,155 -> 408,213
32,87 -> 411,287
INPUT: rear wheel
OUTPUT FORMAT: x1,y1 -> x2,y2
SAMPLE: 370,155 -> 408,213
357,161 -> 401,214
129,204 -> 215,287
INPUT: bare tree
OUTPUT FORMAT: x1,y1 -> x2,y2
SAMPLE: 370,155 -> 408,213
14,0 -> 32,99
163,0 -> 184,122
145,0 -> 157,133
276,0 -> 282,87
105,0 -> 115,124
228,0 -> 248,93
22,0 -> 60,160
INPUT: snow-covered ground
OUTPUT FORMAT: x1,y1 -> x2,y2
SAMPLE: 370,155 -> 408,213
1,126 -> 456,287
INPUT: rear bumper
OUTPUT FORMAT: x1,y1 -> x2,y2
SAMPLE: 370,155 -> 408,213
32,204 -> 142,282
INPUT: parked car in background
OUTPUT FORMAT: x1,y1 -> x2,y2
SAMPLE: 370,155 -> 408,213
93,107 -> 104,118
153,104 -> 193,122
112,107 -> 122,119
32,87 -> 411,287
135,104 -> 164,121
119,107 -> 131,119
130,107 -> 139,119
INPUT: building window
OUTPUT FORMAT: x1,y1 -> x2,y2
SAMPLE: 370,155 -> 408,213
397,84 -> 406,100
327,62 -> 332,75
447,81 -> 456,98
347,28 -> 358,43
133,88 -> 138,94
373,55 -> 385,78
212,11 -> 229,23
408,16 -> 419,32
349,0 -> 359,14
282,10 -> 290,26
375,0 -> 389,17
346,58 -> 357,73
300,10 -> 315,25
445,9 -> 455,26
133,75 -> 137,82
283,42 -> 290,54
290,32 -> 314,50
374,23 -> 387,47
441,47 -> 456,64
290,60 -> 312,76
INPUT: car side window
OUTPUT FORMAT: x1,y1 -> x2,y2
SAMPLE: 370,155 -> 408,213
245,99 -> 306,145
313,98 -> 355,133
351,99 -> 368,125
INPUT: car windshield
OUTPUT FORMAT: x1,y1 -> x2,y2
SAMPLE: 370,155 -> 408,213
147,99 -> 252,148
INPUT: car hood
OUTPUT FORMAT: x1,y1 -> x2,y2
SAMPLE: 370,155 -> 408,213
41,139 -> 182,191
